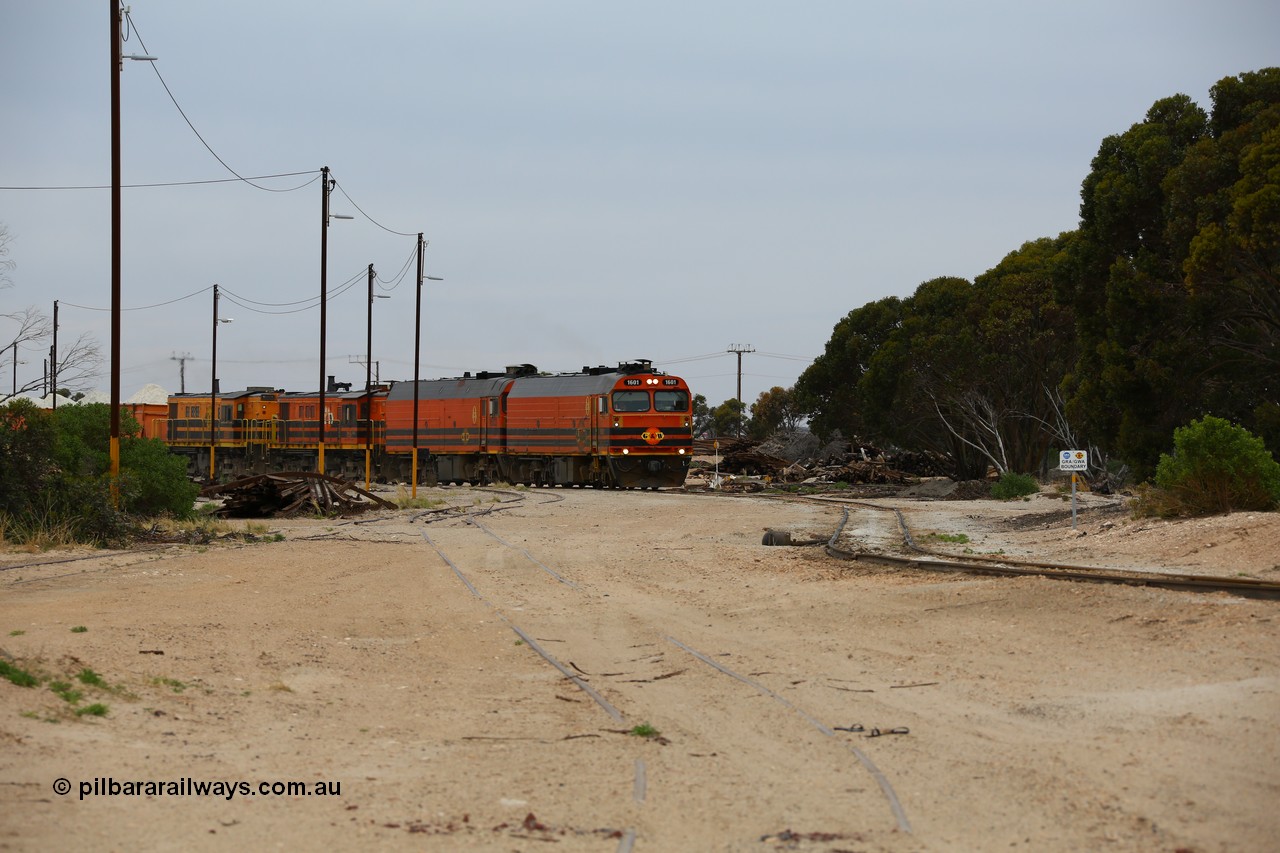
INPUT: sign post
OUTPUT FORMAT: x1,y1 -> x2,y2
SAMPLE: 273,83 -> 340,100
1060,450 -> 1088,529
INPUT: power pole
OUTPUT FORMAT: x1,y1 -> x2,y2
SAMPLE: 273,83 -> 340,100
726,344 -> 754,437
171,352 -> 192,393
50,300 -> 58,410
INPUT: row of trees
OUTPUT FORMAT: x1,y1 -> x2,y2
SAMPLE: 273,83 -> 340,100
690,386 -> 802,442
789,68 -> 1280,481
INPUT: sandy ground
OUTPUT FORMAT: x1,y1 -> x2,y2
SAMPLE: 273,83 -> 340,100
1,485 -> 1277,852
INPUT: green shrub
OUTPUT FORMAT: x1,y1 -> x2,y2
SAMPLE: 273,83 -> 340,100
990,471 -> 1038,500
0,659 -> 39,688
0,399 -> 57,521
53,404 -> 197,520
1145,416 -> 1280,516
0,401 -> 197,546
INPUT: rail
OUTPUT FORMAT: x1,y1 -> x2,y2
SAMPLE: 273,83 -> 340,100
806,496 -> 1280,601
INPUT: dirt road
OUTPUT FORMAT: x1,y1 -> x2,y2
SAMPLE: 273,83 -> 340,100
1,487 -> 1277,851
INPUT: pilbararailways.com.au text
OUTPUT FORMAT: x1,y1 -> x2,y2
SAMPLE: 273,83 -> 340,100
58,777 -> 341,801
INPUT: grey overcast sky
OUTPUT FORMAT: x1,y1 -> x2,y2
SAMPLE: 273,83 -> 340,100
2,1 -> 1277,410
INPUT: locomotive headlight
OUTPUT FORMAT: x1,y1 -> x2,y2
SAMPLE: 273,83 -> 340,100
678,448 -> 686,455
622,448 -> 630,455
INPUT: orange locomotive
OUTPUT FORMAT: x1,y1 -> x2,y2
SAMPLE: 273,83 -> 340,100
384,360 -> 693,488
163,382 -> 388,481
162,360 -> 693,489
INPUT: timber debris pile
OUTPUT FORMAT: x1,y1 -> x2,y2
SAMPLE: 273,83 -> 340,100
200,472 -> 396,518
691,436 -> 949,486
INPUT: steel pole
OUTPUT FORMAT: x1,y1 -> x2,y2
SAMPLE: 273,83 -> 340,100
1071,473 -> 1078,530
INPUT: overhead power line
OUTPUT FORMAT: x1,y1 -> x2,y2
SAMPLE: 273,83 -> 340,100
0,171 -> 319,192
60,285 -> 213,312
374,243 -> 420,291
57,264 -> 371,316
125,9 -> 311,194
654,352 -> 728,365
330,177 -> 418,237
756,351 -> 815,362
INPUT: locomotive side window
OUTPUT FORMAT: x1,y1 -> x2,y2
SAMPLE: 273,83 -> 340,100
654,390 -> 689,412
611,390 -> 650,412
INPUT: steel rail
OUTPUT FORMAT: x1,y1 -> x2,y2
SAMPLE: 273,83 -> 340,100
465,517 -> 580,589
415,497 -> 916,843
417,525 -> 639,852
786,494 -> 1280,601
0,544 -> 172,574
666,636 -> 913,835
418,528 -> 625,722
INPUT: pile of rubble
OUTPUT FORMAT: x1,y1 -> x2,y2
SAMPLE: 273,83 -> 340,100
200,472 -> 396,518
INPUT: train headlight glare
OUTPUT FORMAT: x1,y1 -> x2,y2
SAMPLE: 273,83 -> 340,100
622,448 -> 630,455
678,448 -> 686,455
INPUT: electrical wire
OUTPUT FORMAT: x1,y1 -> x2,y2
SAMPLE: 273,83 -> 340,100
218,292 -> 318,317
756,351 -> 815,362
125,9 -> 314,194
219,291 -> 321,309
654,352 -> 729,365
57,264 -> 370,317
0,172 -> 320,192
219,267 -> 367,315
330,176 -> 417,237
59,285 -> 213,312
374,243 -> 419,291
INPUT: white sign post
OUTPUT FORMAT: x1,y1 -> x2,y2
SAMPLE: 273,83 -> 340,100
1060,450 -> 1088,529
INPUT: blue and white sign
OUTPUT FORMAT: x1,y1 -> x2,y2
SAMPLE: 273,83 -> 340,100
1060,450 -> 1088,471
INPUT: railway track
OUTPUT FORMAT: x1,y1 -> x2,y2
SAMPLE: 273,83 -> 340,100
406,494 -> 915,848
8,484 -> 1274,848
771,492 -> 1280,601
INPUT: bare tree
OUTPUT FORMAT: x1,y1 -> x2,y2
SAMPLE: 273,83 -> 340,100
929,391 -> 1012,475
1,224 -> 103,402
0,224 -> 14,291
